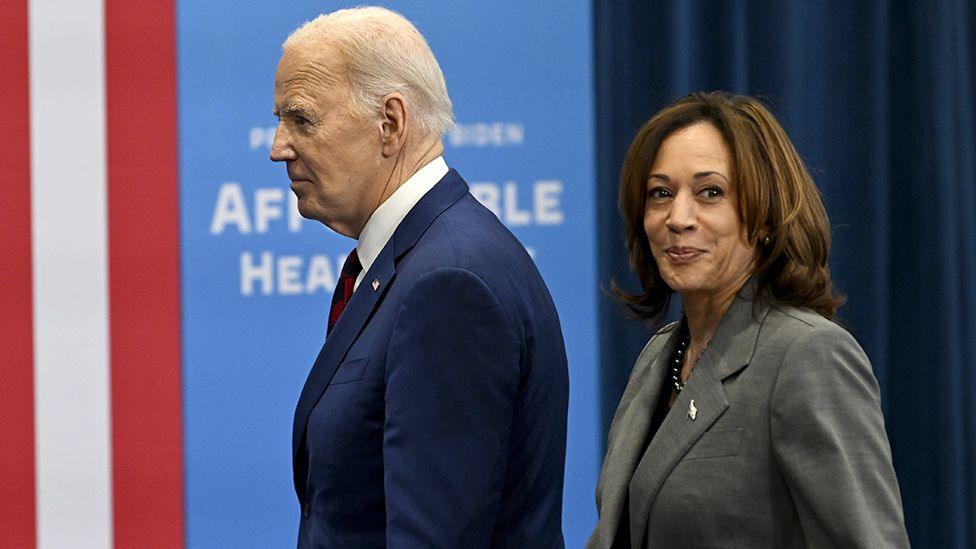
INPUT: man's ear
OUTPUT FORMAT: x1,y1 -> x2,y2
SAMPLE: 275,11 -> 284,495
380,93 -> 407,157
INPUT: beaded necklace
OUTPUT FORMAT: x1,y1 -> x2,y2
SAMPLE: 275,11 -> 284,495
669,321 -> 691,394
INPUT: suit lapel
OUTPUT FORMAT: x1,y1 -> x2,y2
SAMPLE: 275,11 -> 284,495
627,284 -> 769,547
292,170 -> 470,460
290,246 -> 396,459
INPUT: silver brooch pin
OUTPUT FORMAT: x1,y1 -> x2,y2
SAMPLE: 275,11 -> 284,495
688,399 -> 697,421
371,278 -> 380,291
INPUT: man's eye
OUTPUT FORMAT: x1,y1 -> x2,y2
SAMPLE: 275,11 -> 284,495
295,116 -> 310,126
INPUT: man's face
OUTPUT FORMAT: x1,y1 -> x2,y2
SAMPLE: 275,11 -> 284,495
271,44 -> 384,238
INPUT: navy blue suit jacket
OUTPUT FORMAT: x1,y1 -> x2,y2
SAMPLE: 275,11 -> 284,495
293,170 -> 569,548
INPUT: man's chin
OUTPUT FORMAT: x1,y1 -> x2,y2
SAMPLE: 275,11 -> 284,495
297,208 -> 315,221
296,202 -> 353,236
295,200 -> 315,220
296,202 -> 333,230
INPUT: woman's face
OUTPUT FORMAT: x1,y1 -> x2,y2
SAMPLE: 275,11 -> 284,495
643,122 -> 756,300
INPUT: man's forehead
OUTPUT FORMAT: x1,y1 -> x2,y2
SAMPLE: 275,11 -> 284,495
275,43 -> 345,91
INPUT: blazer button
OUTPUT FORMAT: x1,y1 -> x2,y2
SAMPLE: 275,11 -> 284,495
302,502 -> 310,519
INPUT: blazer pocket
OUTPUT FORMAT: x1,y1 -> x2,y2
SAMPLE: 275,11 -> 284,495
330,357 -> 370,385
683,427 -> 743,460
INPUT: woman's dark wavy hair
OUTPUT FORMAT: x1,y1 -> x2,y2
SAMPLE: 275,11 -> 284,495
613,91 -> 845,320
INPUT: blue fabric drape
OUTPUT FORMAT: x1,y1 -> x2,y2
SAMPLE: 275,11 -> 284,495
594,1 -> 976,546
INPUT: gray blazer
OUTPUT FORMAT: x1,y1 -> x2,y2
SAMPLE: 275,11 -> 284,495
587,288 -> 909,548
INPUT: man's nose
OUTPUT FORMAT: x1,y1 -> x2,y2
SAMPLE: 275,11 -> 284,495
665,192 -> 697,233
269,123 -> 295,162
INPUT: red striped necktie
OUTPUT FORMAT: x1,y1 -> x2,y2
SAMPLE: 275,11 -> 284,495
327,249 -> 363,335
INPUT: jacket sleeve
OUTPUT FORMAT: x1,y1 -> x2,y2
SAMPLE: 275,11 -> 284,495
770,325 -> 910,547
383,267 -> 520,548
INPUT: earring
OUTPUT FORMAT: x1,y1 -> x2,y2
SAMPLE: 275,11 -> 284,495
762,235 -> 771,245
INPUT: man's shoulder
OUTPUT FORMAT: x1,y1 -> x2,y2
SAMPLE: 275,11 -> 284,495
414,192 -> 531,269
393,192 -> 550,310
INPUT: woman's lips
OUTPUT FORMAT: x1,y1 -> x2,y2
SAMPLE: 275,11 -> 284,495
665,247 -> 705,264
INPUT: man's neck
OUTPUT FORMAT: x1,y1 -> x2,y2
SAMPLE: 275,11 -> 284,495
350,137 -> 444,238
377,138 -> 444,208
351,154 -> 448,289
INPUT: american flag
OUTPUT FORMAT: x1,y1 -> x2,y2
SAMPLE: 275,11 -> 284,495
1,1 -> 184,547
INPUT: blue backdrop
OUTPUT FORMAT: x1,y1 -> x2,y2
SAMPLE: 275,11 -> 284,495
178,1 -> 598,547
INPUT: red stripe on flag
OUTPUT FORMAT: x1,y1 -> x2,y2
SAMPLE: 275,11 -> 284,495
105,0 -> 185,546
0,1 -> 36,547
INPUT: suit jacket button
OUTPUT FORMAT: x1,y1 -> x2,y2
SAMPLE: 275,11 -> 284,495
302,502 -> 310,518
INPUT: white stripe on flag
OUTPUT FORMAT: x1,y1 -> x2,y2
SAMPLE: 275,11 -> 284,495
30,0 -> 114,547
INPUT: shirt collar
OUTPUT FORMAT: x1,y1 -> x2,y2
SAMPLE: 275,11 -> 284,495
354,156 -> 449,289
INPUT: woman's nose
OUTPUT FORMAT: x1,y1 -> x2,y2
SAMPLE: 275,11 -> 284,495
665,193 -> 696,233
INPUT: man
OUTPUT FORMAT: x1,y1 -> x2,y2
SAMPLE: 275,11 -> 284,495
270,7 -> 569,548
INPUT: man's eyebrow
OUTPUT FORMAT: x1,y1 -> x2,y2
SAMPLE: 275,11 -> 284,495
274,103 -> 312,117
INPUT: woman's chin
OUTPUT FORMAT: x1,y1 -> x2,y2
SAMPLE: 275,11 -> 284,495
660,270 -> 706,295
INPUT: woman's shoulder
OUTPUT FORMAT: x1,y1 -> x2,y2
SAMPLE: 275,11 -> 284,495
624,320 -> 679,382
764,302 -> 857,346
630,321 -> 676,362
654,319 -> 680,336
760,302 -> 871,376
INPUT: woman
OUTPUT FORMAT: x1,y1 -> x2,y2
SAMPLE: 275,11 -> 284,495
587,92 -> 909,548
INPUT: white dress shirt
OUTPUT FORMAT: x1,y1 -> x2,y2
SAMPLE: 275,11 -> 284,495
354,156 -> 449,291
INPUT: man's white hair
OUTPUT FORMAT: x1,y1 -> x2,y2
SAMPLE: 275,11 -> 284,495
284,6 -> 455,136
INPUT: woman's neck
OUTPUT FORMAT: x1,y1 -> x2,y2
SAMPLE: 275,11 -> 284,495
682,276 -> 749,348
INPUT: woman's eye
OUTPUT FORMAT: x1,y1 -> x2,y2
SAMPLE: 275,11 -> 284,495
647,187 -> 673,200
700,187 -> 724,200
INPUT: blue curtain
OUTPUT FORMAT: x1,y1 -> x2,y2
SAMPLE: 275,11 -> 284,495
594,1 -> 976,546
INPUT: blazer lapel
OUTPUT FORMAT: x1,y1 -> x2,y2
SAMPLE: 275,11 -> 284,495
628,284 -> 769,547
627,362 -> 729,548
589,326 -> 679,548
291,169 -> 470,461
